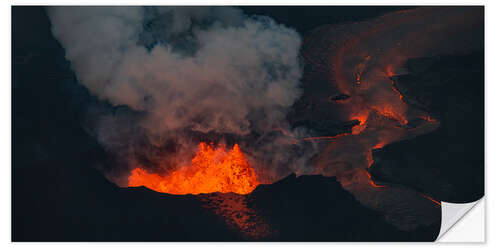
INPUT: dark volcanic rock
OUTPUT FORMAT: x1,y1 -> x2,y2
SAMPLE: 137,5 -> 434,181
328,93 -> 351,103
248,174 -> 439,241
13,6 -> 440,241
371,53 -> 484,203
13,162 -> 440,241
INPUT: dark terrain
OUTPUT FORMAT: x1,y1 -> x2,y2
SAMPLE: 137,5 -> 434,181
12,6 -> 482,241
370,53 -> 484,203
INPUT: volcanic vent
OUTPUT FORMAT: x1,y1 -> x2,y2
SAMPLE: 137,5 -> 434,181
47,6 -> 316,239
128,143 -> 259,195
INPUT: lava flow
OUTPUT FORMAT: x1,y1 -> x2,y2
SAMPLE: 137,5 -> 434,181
128,142 -> 259,195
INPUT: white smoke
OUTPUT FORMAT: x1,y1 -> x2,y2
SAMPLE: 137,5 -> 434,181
47,6 -> 308,183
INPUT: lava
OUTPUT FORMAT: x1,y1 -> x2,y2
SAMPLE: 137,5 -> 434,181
350,112 -> 369,135
201,193 -> 272,239
365,170 -> 385,188
128,143 -> 259,195
127,142 -> 271,238
419,115 -> 438,122
372,142 -> 385,149
421,194 -> 442,207
385,66 -> 395,77
374,104 -> 408,125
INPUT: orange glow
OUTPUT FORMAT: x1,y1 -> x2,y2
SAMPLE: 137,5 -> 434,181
367,142 -> 386,169
385,66 -> 395,77
373,142 -> 385,149
365,171 -> 385,188
128,143 -> 259,195
374,105 -> 408,125
355,73 -> 361,85
351,113 -> 369,135
366,149 -> 374,168
421,194 -> 442,207
201,193 -> 271,239
419,115 -> 438,122
391,85 -> 404,101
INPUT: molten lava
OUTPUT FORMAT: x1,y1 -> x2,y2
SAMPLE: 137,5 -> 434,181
128,143 -> 259,195
201,193 -> 272,239
365,170 -> 385,188
421,194 -> 442,207
351,113 -> 369,135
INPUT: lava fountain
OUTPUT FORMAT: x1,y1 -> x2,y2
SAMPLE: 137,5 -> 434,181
128,142 -> 259,195
128,142 -> 270,239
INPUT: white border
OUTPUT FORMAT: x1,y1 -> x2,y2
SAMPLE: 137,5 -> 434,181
438,199 -> 485,242
3,0 -> 497,248
437,199 -> 483,241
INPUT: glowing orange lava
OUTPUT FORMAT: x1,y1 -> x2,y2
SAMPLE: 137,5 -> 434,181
350,112 -> 369,135
373,142 -> 385,149
385,66 -> 395,77
128,143 -> 259,195
365,171 -> 385,188
419,115 -> 438,122
374,104 -> 408,125
421,194 -> 442,207
201,193 -> 272,239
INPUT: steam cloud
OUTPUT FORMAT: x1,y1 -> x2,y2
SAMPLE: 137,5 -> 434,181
48,7 -> 311,184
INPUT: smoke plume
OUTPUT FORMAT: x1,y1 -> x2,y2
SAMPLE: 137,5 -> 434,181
48,6 -> 310,184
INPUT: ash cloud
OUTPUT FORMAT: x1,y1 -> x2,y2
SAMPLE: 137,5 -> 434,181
47,7 -> 309,184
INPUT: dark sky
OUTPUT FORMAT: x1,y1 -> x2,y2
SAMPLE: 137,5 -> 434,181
241,6 -> 414,34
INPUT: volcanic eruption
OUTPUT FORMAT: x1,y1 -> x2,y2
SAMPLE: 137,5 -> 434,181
46,6 -> 313,238
44,6 -> 483,238
128,143 -> 259,195
47,6 -> 313,190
